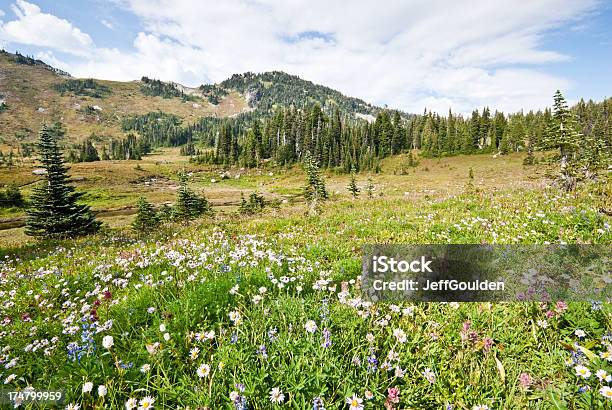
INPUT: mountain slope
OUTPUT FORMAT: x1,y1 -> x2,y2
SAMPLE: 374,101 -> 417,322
0,51 -> 247,148
0,51 -> 387,151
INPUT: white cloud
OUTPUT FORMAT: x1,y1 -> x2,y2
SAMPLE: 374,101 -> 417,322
101,19 -> 114,30
0,0 -> 93,56
0,0 -> 600,113
0,9 -> 5,17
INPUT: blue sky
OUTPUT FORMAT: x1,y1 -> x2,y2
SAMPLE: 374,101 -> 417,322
0,0 -> 610,114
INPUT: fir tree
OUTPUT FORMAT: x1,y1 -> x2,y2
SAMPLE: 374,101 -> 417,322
302,151 -> 327,214
26,124 -> 100,238
523,134 -> 535,165
539,90 -> 582,191
366,177 -> 375,198
174,172 -> 212,222
0,184 -> 26,208
132,197 -> 161,233
347,166 -> 360,198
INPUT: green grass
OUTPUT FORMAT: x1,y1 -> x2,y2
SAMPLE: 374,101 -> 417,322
0,152 -> 610,409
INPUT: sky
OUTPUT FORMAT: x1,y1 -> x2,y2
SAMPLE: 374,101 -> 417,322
0,0 -> 610,114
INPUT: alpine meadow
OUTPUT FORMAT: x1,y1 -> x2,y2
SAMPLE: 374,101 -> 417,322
0,1 -> 611,409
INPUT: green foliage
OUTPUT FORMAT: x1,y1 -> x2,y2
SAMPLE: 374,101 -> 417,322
122,112 -> 193,147
174,173 -> 213,222
199,84 -> 229,104
239,191 -> 266,215
68,138 -> 100,163
179,141 -> 197,156
0,183 -> 26,208
219,71 -> 377,115
366,177 -> 375,198
131,197 -> 161,233
54,79 -> 111,98
25,123 -> 100,238
303,151 -> 328,202
140,77 -> 197,101
347,166 -> 360,198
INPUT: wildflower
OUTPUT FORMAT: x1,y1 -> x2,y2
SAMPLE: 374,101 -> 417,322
229,391 -> 240,402
147,307 -> 156,314
257,344 -> 268,359
140,363 -> 151,373
125,398 -> 137,410
346,394 -> 363,410
163,333 -> 170,341
596,369 -> 611,383
304,320 -> 318,333
102,335 -> 114,349
321,328 -> 332,348
65,404 -> 80,410
473,406 -> 489,410
387,387 -> 400,403
189,347 -> 200,360
145,343 -> 159,356
312,397 -> 325,410
269,387 -> 285,404
519,372 -> 532,389
364,391 -> 374,400
423,368 -> 436,383
138,396 -> 155,409
575,365 -> 591,379
82,382 -> 93,393
393,328 -> 407,343
366,333 -> 375,343
600,386 -> 612,399
159,324 -> 166,332
575,329 -> 586,338
197,363 -> 211,378
536,320 -> 548,329
98,385 -> 107,397
229,311 -> 241,325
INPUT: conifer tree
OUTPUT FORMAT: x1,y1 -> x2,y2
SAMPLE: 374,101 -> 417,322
174,172 -> 212,222
132,197 -> 161,233
523,134 -> 535,165
347,166 -> 360,198
26,124 -> 100,238
366,177 -> 375,198
303,151 -> 327,214
539,90 -> 582,190
0,184 -> 26,208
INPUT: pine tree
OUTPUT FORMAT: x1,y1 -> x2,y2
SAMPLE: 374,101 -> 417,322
366,177 -> 375,198
303,151 -> 327,214
539,90 -> 582,191
347,166 -> 360,198
523,133 -> 535,165
132,197 -> 161,233
26,124 -> 100,238
174,172 -> 212,222
0,184 -> 26,208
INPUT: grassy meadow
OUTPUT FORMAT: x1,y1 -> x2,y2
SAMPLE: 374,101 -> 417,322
0,151 -> 611,409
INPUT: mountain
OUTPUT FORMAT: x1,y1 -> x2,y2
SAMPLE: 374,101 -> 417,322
0,51 -> 386,151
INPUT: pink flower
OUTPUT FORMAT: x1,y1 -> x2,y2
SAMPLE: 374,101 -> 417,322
519,372 -> 532,389
555,301 -> 568,313
387,387 -> 400,404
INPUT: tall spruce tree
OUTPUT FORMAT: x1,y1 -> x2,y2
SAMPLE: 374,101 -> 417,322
303,151 -> 327,214
540,90 -> 582,191
26,124 -> 100,238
